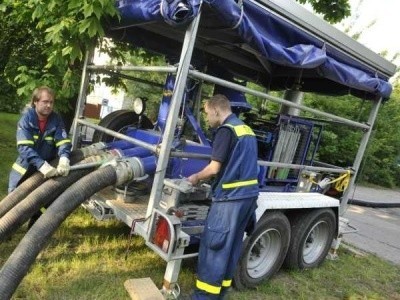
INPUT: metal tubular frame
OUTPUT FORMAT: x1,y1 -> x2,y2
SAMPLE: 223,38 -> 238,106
71,49 -> 94,149
77,119 -> 158,153
257,161 -> 352,175
188,70 -> 371,130
148,12 -> 202,291
73,51 -> 375,190
339,98 -> 382,214
69,7 -> 388,297
71,2 -> 383,267
144,13 -> 202,219
87,65 -> 177,73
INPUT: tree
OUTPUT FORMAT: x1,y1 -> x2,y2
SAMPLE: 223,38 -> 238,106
360,84 -> 400,187
297,0 -> 351,23
0,0 -> 350,114
0,0 -> 120,128
0,9 -> 48,113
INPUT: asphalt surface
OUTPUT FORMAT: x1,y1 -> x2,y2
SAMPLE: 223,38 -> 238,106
342,185 -> 400,266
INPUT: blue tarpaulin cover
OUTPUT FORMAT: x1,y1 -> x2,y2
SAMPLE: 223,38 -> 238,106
112,0 -> 393,100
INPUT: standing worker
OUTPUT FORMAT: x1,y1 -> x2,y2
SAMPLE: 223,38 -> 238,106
188,94 -> 259,299
8,86 -> 72,224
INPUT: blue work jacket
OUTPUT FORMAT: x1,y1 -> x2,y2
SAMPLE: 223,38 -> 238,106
212,116 -> 259,201
8,107 -> 71,192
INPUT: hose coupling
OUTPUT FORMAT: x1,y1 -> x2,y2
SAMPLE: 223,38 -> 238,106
80,142 -> 107,157
102,157 -> 146,186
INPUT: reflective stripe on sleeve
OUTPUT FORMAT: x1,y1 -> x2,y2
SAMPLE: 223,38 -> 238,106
44,136 -> 54,142
12,163 -> 27,175
56,139 -> 71,147
17,140 -> 34,146
222,179 -> 258,189
196,280 -> 221,295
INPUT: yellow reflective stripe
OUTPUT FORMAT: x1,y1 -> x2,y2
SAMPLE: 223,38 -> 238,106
17,140 -> 34,146
222,279 -> 232,287
40,207 -> 46,213
33,135 -> 39,140
12,163 -> 27,175
44,136 -> 54,141
196,280 -> 221,295
222,179 -> 258,189
224,124 -> 255,137
56,139 -> 71,147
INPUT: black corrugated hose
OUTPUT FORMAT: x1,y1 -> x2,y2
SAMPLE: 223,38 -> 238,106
0,173 -> 44,219
0,166 -> 95,242
0,150 -> 84,219
0,165 -> 117,300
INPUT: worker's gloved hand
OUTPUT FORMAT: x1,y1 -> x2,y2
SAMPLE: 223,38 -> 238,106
57,156 -> 70,176
39,161 -> 58,178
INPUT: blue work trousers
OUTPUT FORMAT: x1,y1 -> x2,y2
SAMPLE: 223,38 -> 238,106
193,197 -> 258,300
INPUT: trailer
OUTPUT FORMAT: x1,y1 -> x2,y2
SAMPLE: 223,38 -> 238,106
69,0 -> 396,298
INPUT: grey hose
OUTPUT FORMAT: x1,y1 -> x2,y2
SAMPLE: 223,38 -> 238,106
0,150 -> 85,219
0,166 -> 117,299
0,166 -> 95,242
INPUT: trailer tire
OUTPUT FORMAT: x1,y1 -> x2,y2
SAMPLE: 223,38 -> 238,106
92,110 -> 153,143
233,211 -> 290,290
284,208 -> 336,270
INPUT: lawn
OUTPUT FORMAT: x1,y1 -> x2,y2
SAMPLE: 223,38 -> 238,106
0,112 -> 19,198
1,111 -> 400,299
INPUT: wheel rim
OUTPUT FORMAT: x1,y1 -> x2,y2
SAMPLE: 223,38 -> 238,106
246,228 -> 282,279
302,220 -> 329,264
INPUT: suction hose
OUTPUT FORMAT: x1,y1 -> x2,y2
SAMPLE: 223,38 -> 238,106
0,156 -> 155,299
0,151 -> 121,241
0,150 -> 85,219
0,169 -> 92,242
0,166 -> 117,299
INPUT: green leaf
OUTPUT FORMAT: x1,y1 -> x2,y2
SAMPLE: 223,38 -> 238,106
78,19 -> 92,34
62,46 -> 73,57
48,0 -> 57,12
86,17 -> 104,37
67,0 -> 82,11
70,44 -> 83,62
0,3 -> 7,12
83,3 -> 94,19
92,1 -> 103,20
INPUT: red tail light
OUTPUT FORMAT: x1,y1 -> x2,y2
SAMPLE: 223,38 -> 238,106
153,216 -> 171,253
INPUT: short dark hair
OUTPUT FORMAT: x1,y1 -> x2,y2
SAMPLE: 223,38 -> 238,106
206,94 -> 231,112
30,86 -> 55,107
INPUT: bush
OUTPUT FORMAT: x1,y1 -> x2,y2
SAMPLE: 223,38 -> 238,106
0,81 -> 23,113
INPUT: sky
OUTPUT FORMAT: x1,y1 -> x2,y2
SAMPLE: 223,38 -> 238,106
335,0 -> 400,63
302,0 -> 399,67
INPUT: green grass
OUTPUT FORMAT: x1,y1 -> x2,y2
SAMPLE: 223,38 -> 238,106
0,112 -> 19,198
2,214 -> 400,300
1,111 -> 400,299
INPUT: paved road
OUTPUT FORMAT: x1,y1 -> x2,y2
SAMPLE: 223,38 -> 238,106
341,185 -> 400,266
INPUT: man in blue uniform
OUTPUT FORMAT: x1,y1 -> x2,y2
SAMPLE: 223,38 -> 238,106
188,94 -> 259,299
8,86 -> 72,224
